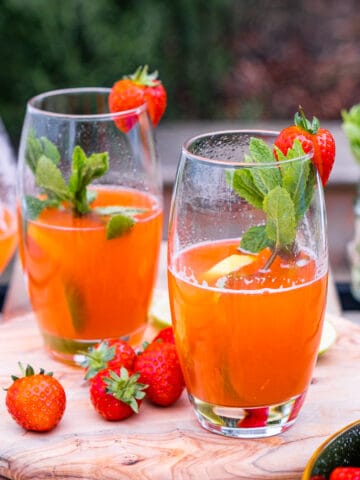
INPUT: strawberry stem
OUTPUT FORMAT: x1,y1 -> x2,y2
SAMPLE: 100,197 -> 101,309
127,65 -> 160,87
294,106 -> 320,135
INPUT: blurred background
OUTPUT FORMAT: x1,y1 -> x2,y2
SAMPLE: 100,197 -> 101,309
1,0 -> 360,146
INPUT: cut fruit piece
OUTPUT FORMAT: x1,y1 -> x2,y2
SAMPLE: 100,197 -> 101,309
318,318 -> 337,356
202,254 -> 255,282
149,290 -> 171,328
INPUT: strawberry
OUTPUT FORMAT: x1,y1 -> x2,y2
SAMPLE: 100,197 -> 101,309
274,107 -> 335,186
90,366 -> 147,421
81,339 -> 136,380
109,65 -> 167,132
134,341 -> 185,407
330,467 -> 360,479
237,407 -> 269,428
152,326 -> 175,344
5,363 -> 66,432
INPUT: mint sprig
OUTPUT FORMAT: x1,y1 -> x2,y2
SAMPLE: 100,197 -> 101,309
341,104 -> 360,164
227,138 -> 315,261
25,134 -> 143,239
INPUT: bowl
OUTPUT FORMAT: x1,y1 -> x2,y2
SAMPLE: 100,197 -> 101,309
302,420 -> 360,479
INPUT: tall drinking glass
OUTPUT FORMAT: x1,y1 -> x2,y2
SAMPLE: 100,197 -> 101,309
0,127 -> 17,308
17,88 -> 163,364
168,130 -> 328,438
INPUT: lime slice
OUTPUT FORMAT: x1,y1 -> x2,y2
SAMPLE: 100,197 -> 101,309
318,318 -> 337,356
149,290 -> 172,328
202,253 -> 255,282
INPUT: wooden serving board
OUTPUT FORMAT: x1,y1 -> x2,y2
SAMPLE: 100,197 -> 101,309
0,312 -> 360,480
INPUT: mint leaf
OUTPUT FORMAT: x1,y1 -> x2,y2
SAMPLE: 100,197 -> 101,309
41,137 -> 61,165
106,214 -> 135,240
69,146 -> 109,215
240,225 -> 271,253
342,104 -> 360,163
64,281 -> 87,332
26,133 -> 60,173
25,195 -> 60,220
248,138 -> 281,195
277,140 -> 311,222
35,156 -> 70,201
249,137 -> 275,164
94,206 -> 147,216
263,186 -> 296,248
26,135 -> 43,173
303,164 -> 316,216
226,169 -> 264,209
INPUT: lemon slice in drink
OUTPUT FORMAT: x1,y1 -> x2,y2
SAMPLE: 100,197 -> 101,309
202,253 -> 255,282
318,318 -> 337,356
149,290 -> 172,328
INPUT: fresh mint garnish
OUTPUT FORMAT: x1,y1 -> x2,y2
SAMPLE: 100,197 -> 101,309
26,132 -> 61,173
263,185 -> 296,248
25,195 -> 60,221
227,138 -> 315,262
106,214 -> 135,240
68,146 -> 109,215
25,134 -> 144,239
240,225 -> 270,253
64,280 -> 87,333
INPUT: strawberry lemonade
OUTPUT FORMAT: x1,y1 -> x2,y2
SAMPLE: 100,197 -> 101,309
22,187 -> 162,360
167,122 -> 334,437
0,206 -> 17,274
168,239 -> 327,412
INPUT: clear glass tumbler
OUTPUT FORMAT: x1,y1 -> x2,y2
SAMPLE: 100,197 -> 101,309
168,130 -> 328,438
17,88 -> 163,364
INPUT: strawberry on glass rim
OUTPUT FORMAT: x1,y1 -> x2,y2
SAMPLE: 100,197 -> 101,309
109,65 -> 167,132
275,107 -> 336,186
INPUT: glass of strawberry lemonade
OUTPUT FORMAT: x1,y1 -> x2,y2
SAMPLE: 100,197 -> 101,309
17,88 -> 163,364
167,130 -> 328,438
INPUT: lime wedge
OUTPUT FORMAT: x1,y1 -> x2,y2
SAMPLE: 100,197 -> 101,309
202,254 -> 255,282
318,318 -> 337,356
149,290 -> 172,328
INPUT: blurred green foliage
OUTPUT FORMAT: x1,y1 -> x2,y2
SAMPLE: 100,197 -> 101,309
2,0 -> 360,146
0,0 -> 233,145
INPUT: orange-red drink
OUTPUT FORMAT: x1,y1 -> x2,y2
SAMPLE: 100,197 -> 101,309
22,187 -> 162,358
0,206 -> 17,274
168,239 -> 327,409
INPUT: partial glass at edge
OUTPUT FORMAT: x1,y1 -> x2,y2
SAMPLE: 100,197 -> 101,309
167,130 -> 328,438
0,129 -> 17,314
17,88 -> 163,364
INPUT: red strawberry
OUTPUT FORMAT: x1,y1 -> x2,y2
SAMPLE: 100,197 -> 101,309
134,341 -> 185,407
81,339 -> 136,380
152,326 -> 175,344
5,363 -> 66,432
274,107 -> 335,186
90,366 -> 147,421
330,467 -> 360,479
237,407 -> 269,428
109,65 -> 167,132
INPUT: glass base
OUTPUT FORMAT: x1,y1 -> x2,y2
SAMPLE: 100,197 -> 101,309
41,324 -> 146,366
189,392 -> 307,438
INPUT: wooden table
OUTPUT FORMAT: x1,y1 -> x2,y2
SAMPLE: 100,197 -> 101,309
0,247 -> 358,480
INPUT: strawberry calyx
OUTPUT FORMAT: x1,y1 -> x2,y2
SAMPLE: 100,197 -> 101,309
126,65 -> 161,87
294,106 -> 320,135
81,341 -> 116,380
11,362 -> 52,382
103,367 -> 147,413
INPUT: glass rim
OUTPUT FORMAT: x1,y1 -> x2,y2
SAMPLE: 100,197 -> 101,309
27,87 -> 148,120
182,129 -> 314,167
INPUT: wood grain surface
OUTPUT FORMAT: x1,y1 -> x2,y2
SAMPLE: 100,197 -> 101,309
0,312 -> 359,480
